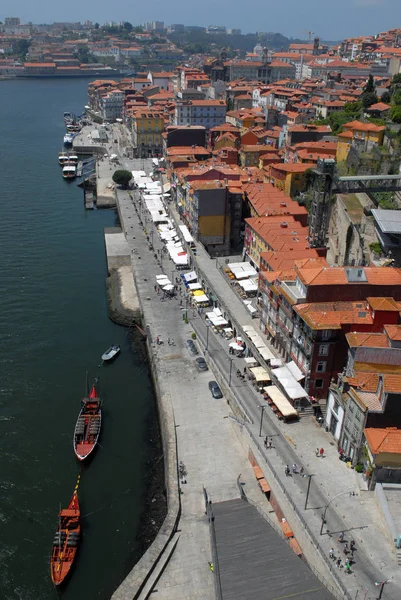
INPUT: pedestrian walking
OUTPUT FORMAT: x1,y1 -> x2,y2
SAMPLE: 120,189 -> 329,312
268,438 -> 272,449
320,447 -> 324,458
156,336 -> 160,345
315,448 -> 319,457
285,465 -> 290,476
264,437 -> 268,449
338,532 -> 344,543
154,285 -> 157,292
168,337 -> 170,345
350,540 -> 355,551
208,562 -> 214,572
329,548 -> 335,559
292,463 -> 297,474
171,338 -> 175,346
336,558 -> 342,569
300,466 -> 304,475
343,544 -> 348,556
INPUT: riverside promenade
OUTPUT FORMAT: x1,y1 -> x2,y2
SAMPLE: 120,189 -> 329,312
109,159 -> 273,600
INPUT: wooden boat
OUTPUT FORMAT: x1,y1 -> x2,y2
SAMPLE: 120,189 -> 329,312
101,344 -> 120,362
73,378 -> 101,461
50,476 -> 81,586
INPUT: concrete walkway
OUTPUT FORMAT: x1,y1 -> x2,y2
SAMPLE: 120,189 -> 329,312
114,166 -> 274,600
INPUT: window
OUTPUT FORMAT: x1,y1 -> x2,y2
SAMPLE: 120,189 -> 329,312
333,400 -> 340,414
317,361 -> 326,373
321,330 -> 331,340
315,379 -> 323,388
319,344 -> 329,356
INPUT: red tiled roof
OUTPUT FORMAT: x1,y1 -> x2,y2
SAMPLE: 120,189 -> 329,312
367,102 -> 391,111
346,332 -> 390,348
367,297 -> 399,312
384,325 -> 401,342
295,301 -> 374,330
365,427 -> 401,454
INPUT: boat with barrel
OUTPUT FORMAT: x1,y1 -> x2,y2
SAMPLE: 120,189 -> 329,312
73,378 -> 101,461
50,476 -> 81,586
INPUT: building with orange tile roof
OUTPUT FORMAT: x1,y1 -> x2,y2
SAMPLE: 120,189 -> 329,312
267,163 -> 314,196
336,120 -> 385,162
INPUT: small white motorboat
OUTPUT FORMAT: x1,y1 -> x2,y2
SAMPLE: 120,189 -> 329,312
101,345 -> 120,362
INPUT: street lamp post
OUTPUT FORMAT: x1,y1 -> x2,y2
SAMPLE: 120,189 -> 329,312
228,358 -> 234,388
205,324 -> 210,354
375,580 -> 390,600
320,490 -> 356,535
258,405 -> 266,437
304,474 -> 315,510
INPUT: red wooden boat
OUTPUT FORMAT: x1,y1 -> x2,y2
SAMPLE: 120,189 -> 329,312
50,476 -> 81,586
73,378 -> 101,461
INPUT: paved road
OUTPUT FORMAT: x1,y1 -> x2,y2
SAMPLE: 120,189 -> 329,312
110,132 -> 400,600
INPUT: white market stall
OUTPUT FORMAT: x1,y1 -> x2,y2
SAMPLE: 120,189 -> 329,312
263,385 -> 299,422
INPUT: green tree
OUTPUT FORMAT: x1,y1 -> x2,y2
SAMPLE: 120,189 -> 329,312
123,22 -> 133,32
77,46 -> 95,63
364,74 -> 375,94
381,91 -> 391,104
361,91 -> 378,109
392,73 -> 401,86
14,38 -> 30,58
344,100 -> 362,114
112,170 -> 132,188
392,90 -> 401,106
390,106 -> 401,124
94,22 -> 100,29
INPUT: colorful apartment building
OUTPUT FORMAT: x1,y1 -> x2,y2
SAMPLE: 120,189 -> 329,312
267,163 -> 313,196
259,263 -> 401,399
131,108 -> 164,157
336,120 -> 386,162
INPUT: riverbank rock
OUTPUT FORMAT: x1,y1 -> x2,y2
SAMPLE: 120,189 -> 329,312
106,266 -> 141,326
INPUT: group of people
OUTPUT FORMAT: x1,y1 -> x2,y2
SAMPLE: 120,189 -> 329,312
264,436 -> 273,449
285,464 -> 304,476
329,535 -> 356,574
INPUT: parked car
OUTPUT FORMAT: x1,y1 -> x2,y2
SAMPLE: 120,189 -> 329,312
195,357 -> 208,372
208,381 -> 223,399
186,339 -> 198,355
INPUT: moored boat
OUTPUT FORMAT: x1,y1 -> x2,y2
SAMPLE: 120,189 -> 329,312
101,344 -> 120,362
58,151 -> 70,166
73,379 -> 102,461
62,163 -> 77,180
63,133 -> 74,146
50,476 -> 81,586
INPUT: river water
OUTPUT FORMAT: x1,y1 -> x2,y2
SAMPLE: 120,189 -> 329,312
0,79 -> 161,600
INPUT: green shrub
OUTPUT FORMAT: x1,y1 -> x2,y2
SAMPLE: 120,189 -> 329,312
369,242 -> 383,255
354,464 -> 364,473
